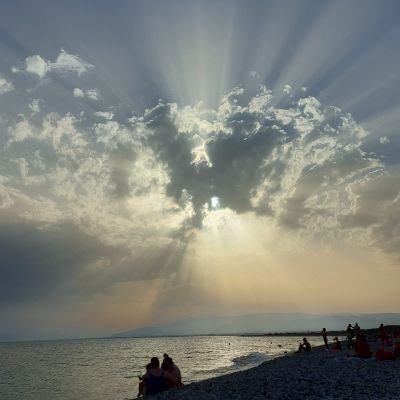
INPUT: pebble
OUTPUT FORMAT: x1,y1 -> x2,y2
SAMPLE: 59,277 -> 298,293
148,344 -> 400,400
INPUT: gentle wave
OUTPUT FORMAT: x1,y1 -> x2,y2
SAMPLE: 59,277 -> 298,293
232,351 -> 271,367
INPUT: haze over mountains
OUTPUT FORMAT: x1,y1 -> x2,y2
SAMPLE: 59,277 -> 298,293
112,313 -> 400,337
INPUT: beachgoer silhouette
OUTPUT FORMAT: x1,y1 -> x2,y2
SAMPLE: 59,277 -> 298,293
346,324 -> 354,349
296,337 -> 311,352
144,357 -> 168,396
379,323 -> 387,347
354,323 -> 360,336
137,363 -> 152,397
161,354 -> 183,388
333,336 -> 342,351
321,328 -> 328,349
354,333 -> 372,358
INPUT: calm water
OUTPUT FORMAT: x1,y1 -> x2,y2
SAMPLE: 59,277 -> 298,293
0,335 -> 326,400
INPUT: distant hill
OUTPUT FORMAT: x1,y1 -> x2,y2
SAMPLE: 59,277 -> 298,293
112,312 -> 400,337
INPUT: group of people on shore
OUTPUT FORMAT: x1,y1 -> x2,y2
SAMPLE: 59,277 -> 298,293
322,323 -> 400,359
137,353 -> 183,397
296,322 -> 400,359
137,323 -> 399,396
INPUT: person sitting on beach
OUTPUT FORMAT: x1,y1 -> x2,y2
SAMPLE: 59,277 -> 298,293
161,354 -> 183,388
137,363 -> 152,397
353,334 -> 372,359
332,336 -> 342,351
321,328 -> 328,349
142,357 -> 168,396
296,337 -> 311,352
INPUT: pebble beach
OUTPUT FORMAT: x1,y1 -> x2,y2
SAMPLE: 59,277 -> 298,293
149,344 -> 400,400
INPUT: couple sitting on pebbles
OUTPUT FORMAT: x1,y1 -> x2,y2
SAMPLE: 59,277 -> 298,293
137,353 -> 183,397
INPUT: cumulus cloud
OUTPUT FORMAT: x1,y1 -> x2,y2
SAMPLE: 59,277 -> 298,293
52,49 -> 94,75
85,89 -> 99,100
72,87 -> 99,100
379,136 -> 389,144
73,88 -> 85,98
25,55 -> 48,79
1,84 -> 400,314
282,84 -> 292,94
126,87 -> 398,259
0,76 -> 14,94
95,111 -> 114,120
28,99 -> 41,113
22,49 -> 93,79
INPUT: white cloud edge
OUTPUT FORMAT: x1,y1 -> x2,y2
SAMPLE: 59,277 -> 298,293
0,76 -> 15,94
19,49 -> 94,80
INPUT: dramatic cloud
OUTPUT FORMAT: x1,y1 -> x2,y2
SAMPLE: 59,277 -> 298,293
136,86 -> 389,245
1,68 -> 399,337
2,84 -> 398,264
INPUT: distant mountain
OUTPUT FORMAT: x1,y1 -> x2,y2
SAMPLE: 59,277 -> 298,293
112,312 -> 400,337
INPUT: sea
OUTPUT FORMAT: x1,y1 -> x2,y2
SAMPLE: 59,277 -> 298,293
0,335 -> 328,400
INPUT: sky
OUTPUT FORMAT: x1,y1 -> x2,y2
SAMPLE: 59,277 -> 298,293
1,0 -> 400,340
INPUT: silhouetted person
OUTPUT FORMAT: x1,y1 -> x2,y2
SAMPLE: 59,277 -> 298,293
354,322 -> 360,336
296,337 -> 311,352
322,328 -> 328,349
144,357 -> 168,396
137,363 -> 152,397
354,333 -> 372,358
333,336 -> 342,351
161,354 -> 182,388
379,323 -> 387,347
346,324 -> 354,349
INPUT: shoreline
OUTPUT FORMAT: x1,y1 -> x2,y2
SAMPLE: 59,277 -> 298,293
148,343 -> 400,400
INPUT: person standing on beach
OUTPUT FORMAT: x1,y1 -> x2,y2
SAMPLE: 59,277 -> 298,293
379,323 -> 387,347
354,323 -> 360,337
321,328 -> 328,349
346,324 -> 354,349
